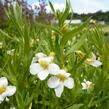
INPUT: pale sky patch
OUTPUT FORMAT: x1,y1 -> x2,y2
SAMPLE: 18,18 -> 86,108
46,3 -> 65,13
28,0 -> 109,14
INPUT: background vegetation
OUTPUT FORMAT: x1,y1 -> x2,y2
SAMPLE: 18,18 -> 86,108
0,0 -> 109,109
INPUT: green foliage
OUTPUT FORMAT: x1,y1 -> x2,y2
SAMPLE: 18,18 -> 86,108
0,0 -> 109,109
66,104 -> 83,109
68,11 -> 109,23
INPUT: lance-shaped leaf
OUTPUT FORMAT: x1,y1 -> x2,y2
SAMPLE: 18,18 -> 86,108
61,20 -> 89,47
66,33 -> 86,56
48,0 -> 55,14
66,104 -> 84,109
59,0 -> 70,27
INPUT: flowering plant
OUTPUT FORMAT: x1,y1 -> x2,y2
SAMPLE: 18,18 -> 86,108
0,0 -> 109,109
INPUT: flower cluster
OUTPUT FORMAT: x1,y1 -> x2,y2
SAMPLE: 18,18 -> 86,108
30,52 -> 75,97
0,77 -> 16,104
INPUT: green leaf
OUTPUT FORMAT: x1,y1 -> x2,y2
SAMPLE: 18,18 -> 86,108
0,29 -> 20,42
60,0 -> 70,26
54,36 -> 61,64
88,95 -> 109,108
5,3 -> 23,36
56,10 -> 62,22
61,20 -> 89,47
0,29 -> 12,39
35,22 -> 62,36
66,33 -> 86,56
48,0 -> 55,14
16,92 -> 24,108
66,104 -> 84,109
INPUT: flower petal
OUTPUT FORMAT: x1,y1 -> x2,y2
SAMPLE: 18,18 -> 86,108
7,49 -> 15,56
3,86 -> 16,97
48,64 -> 60,75
64,72 -> 71,78
86,81 -> 92,88
64,77 -> 74,89
54,84 -> 64,97
5,97 -> 9,102
0,77 -> 8,87
81,83 -> 87,89
10,106 -> 16,109
59,70 -> 71,78
0,95 -> 5,104
35,52 -> 47,59
32,52 -> 47,64
37,70 -> 49,80
30,63 -> 42,75
90,60 -> 102,67
91,53 -> 96,60
39,56 -> 53,64
47,76 -> 60,88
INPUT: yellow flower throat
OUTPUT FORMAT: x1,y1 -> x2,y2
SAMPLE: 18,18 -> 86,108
39,61 -> 49,69
57,74 -> 67,81
0,86 -> 6,94
85,59 -> 93,64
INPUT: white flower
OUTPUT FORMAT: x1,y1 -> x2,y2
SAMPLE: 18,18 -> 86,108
30,56 -> 60,80
47,69 -> 74,97
85,53 -> 102,67
85,58 -> 102,67
76,51 -> 102,67
0,42 -> 3,48
7,49 -> 15,56
0,77 -> 16,104
81,79 -> 92,90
